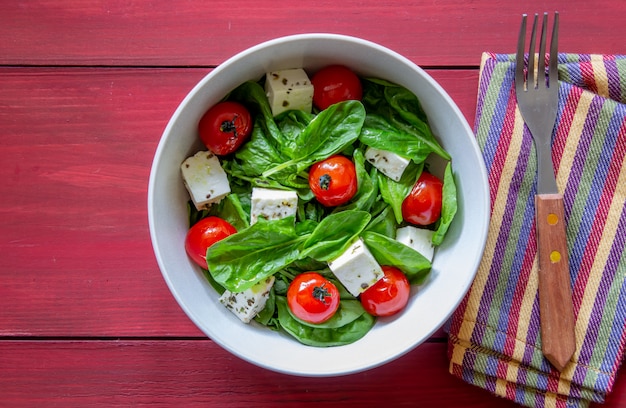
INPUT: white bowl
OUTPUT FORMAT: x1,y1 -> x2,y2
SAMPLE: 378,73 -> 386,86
148,33 -> 489,376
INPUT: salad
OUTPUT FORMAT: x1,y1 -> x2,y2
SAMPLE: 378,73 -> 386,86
180,65 -> 457,347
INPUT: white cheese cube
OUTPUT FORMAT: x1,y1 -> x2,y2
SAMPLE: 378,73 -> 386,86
396,226 -> 435,262
365,147 -> 411,182
265,68 -> 313,116
250,187 -> 298,224
219,276 -> 275,323
328,238 -> 384,297
181,151 -> 231,210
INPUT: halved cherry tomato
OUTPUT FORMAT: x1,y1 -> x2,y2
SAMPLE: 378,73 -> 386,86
185,216 -> 237,268
198,101 -> 252,156
309,155 -> 358,207
360,266 -> 410,317
287,272 -> 340,324
401,171 -> 443,226
311,65 -> 363,110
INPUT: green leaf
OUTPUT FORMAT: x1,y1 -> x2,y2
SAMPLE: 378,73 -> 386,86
365,205 -> 397,238
275,109 -> 315,157
360,78 -> 450,161
206,216 -> 307,292
432,162 -> 458,246
361,231 -> 431,284
187,201 -> 210,228
294,100 -> 365,163
360,115 -> 441,163
295,219 -> 319,236
275,296 -> 375,347
201,269 -> 226,295
384,85 -> 431,136
285,298 -> 367,329
299,210 -> 371,262
378,161 -> 423,224
207,193 -> 249,230
253,287 -> 275,326
262,100 -> 365,176
234,119 -> 288,177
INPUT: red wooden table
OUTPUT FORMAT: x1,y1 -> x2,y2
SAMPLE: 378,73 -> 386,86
2,1 -> 625,406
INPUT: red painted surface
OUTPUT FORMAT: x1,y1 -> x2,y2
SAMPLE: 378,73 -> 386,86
1,1 -> 625,67
0,1 -> 624,406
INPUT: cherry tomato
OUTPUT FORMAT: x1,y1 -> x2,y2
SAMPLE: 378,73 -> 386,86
198,101 -> 252,156
309,155 -> 358,207
287,272 -> 340,324
360,266 -> 410,317
185,216 -> 237,268
401,171 -> 443,226
311,65 -> 363,110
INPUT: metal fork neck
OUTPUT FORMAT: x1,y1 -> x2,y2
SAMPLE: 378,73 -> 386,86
534,135 -> 559,194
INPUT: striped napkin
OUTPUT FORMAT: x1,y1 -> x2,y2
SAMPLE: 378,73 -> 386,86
447,52 -> 626,408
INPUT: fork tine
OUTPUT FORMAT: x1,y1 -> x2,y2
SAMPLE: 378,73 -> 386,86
549,12 -> 560,88
515,14 -> 527,90
537,13 -> 548,87
527,14 -> 538,89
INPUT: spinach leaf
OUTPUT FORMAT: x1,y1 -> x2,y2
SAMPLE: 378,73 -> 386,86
365,205 -> 397,238
300,201 -> 325,223
188,201 -> 210,228
207,193 -> 249,230
201,269 -> 226,295
361,78 -> 450,161
275,109 -> 315,158
254,287 -> 276,326
206,216 -> 307,292
432,162 -> 458,246
234,119 -> 288,177
287,257 -> 328,274
378,161 -> 423,224
283,298 -> 367,329
276,296 -> 375,347
361,231 -> 431,284
360,114 -> 443,163
295,219 -> 319,236
294,100 -> 365,163
299,210 -> 371,262
384,85 -> 432,138
263,100 -> 366,176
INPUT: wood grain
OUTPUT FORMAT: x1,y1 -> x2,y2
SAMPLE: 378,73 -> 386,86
1,0 -> 625,67
535,193 -> 576,371
0,340 -> 520,407
0,68 -> 207,337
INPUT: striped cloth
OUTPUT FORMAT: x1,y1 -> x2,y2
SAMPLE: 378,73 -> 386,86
447,52 -> 626,408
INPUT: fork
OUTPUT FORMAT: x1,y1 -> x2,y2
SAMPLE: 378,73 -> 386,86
515,12 -> 576,372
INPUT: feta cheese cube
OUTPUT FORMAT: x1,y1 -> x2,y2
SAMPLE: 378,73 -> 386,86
250,187 -> 298,224
181,151 -> 231,210
219,276 -> 275,323
265,68 -> 313,116
396,226 -> 435,262
328,238 -> 384,297
365,147 -> 411,182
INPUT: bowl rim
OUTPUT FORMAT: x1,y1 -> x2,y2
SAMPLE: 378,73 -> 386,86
148,32 -> 490,377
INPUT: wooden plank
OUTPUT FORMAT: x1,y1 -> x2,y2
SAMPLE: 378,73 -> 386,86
0,340 -> 522,407
1,0 -> 625,67
0,68 -> 207,337
0,67 -> 478,337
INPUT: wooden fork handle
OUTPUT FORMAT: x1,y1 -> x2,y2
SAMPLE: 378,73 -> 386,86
535,193 -> 576,371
